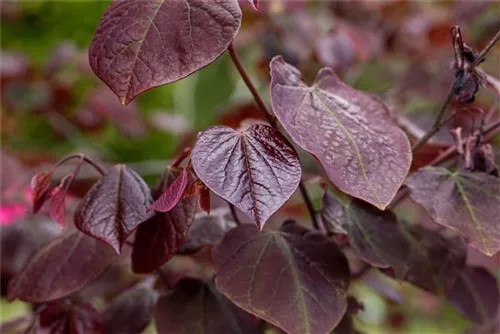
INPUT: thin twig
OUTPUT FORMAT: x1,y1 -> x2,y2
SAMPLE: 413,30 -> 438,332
227,43 -> 277,128
412,28 -> 500,153
412,83 -> 455,153
429,118 -> 500,166
390,119 -> 500,209
299,182 -> 320,230
228,203 -> 242,226
54,153 -> 106,176
469,29 -> 500,70
227,42 -> 320,230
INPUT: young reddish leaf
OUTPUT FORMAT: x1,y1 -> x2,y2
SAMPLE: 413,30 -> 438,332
27,300 -> 104,334
154,278 -> 260,334
198,185 -> 211,215
212,221 -> 350,334
405,167 -> 500,256
322,191 -> 466,292
75,164 -> 153,253
152,169 -> 188,212
89,0 -> 242,105
447,267 -> 499,327
181,214 -> 237,254
270,56 -> 412,210
49,174 -> 74,228
7,229 -> 116,303
132,169 -> 197,273
191,124 -> 302,230
103,280 -> 159,334
248,0 -> 259,10
31,172 -> 52,213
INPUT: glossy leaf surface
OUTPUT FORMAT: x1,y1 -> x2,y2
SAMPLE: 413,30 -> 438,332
7,230 -> 116,302
132,169 -> 196,273
322,191 -> 466,292
212,221 -> 350,334
75,164 -> 153,253
103,281 -> 159,334
89,0 -> 242,104
152,168 -> 188,212
154,278 -> 260,334
191,124 -> 302,229
270,56 -> 412,209
406,167 -> 500,256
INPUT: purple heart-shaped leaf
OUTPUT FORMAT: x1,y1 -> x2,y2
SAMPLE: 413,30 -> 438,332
89,0 -> 242,104
191,124 -> 302,230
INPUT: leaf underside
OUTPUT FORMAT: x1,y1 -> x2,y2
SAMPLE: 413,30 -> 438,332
406,167 -> 500,256
270,56 -> 412,209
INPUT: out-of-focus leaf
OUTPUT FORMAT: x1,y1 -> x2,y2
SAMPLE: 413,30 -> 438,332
7,229 -> 116,303
152,169 -> 188,213
322,191 -> 467,292
89,0 -> 242,104
132,169 -> 196,273
270,56 -> 411,209
83,88 -> 146,137
26,300 -> 104,334
406,167 -> 500,256
198,185 -> 211,215
447,267 -> 500,327
103,280 -> 159,334
191,124 -> 302,230
181,213 -> 237,254
154,278 -> 260,334
75,164 -> 153,253
212,221 -> 350,334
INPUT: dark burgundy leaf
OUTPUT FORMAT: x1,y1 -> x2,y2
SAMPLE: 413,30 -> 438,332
7,229 -> 116,303
132,169 -> 196,273
447,267 -> 500,326
270,56 -> 412,210
191,124 -> 302,230
212,221 -> 350,334
27,300 -> 104,334
49,174 -> 74,228
152,169 -> 188,213
89,0 -> 242,105
322,191 -> 466,292
75,164 -> 153,253
321,191 -> 411,277
103,280 -> 159,334
181,213 -> 237,254
1,219 -> 60,292
154,278 -> 260,334
31,172 -> 53,214
198,185 -> 211,215
405,167 -> 500,256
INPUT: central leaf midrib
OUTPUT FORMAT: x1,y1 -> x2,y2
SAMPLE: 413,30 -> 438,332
313,90 -> 383,208
240,135 -> 261,224
453,177 -> 489,253
123,0 -> 165,102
